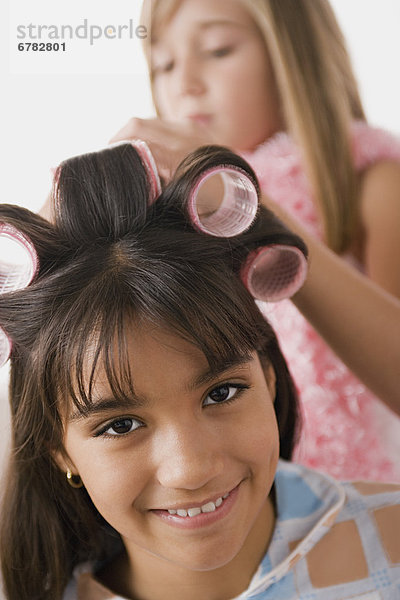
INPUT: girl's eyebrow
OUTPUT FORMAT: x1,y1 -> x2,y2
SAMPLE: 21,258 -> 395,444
187,356 -> 254,391
152,19 -> 244,46
68,395 -> 146,422
197,19 -> 245,31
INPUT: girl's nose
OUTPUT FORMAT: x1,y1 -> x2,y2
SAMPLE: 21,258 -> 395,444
177,57 -> 206,97
154,424 -> 224,491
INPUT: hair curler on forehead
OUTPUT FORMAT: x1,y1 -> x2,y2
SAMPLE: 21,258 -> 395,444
0,223 -> 39,367
188,166 -> 259,237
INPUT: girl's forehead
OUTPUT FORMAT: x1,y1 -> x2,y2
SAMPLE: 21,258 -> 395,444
67,322 -> 257,415
151,0 -> 255,42
88,323 -> 251,384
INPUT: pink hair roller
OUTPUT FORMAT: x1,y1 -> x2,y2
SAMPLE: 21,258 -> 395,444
188,166 -> 258,238
241,244 -> 308,302
0,330 -> 12,369
130,140 -> 162,204
0,223 -> 39,367
108,139 -> 162,204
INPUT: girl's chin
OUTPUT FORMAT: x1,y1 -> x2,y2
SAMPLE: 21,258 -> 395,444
154,543 -> 245,573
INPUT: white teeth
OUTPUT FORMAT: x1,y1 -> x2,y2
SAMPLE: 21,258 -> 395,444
188,507 -> 202,517
201,501 -> 216,513
167,492 -> 230,517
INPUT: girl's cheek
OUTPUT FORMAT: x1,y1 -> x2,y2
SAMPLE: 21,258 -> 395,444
236,407 -> 279,460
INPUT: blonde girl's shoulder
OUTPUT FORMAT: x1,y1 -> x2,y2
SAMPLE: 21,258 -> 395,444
358,159 -> 400,297
352,122 -> 400,250
360,159 -> 400,216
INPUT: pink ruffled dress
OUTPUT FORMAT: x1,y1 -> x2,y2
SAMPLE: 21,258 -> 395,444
244,121 -> 400,482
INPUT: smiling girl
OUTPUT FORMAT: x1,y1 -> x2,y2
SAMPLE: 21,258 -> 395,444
110,0 -> 400,482
1,143 -> 400,600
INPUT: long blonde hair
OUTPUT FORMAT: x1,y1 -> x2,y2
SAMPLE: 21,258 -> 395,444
141,0 -> 366,252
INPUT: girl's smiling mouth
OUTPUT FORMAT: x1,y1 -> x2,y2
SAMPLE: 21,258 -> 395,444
150,483 -> 241,529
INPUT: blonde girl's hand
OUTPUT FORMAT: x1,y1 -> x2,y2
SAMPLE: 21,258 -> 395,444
109,117 -> 213,183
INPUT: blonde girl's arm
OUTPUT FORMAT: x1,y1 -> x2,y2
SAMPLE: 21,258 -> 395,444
359,161 -> 400,299
263,194 -> 400,415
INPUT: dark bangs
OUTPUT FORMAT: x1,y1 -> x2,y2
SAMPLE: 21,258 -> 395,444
47,228 -> 275,418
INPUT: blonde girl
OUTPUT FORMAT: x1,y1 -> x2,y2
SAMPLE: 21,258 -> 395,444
111,0 -> 400,481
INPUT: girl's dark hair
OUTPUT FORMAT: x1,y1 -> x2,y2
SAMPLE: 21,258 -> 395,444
0,144 -> 306,600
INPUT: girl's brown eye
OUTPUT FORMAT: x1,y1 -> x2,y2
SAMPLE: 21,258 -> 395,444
208,46 -> 233,58
153,61 -> 174,76
209,385 -> 231,403
96,417 -> 143,438
110,418 -> 135,434
203,383 -> 248,407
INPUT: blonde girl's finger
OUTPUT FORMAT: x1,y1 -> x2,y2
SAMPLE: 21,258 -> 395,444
109,117 -> 206,147
109,117 -> 145,144
109,117 -> 178,145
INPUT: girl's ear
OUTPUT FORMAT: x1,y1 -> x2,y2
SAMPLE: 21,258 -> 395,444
51,447 -> 79,478
52,450 -> 83,487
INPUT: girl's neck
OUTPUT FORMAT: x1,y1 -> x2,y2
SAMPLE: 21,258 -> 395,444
99,497 -> 275,600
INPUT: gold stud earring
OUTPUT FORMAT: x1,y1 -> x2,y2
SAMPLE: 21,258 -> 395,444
66,468 -> 83,489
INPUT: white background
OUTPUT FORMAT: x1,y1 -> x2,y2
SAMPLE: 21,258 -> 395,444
1,0 -> 400,214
